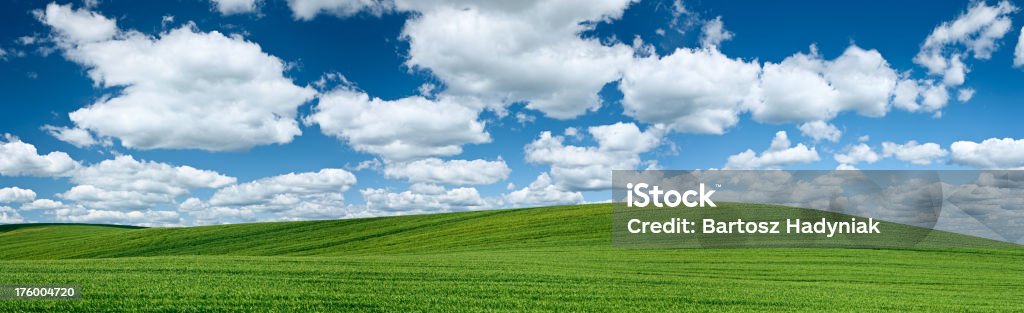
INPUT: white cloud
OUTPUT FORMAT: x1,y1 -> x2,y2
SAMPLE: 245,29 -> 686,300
348,159 -> 382,172
834,141 -> 947,168
754,45 -> 898,123
61,155 -> 235,210
209,168 -> 356,207
957,88 -> 975,102
893,79 -> 950,113
0,134 -> 80,177
184,206 -> 258,225
824,45 -> 899,117
525,122 -> 662,191
54,207 -> 180,226
892,79 -> 921,111
0,187 -> 36,203
39,3 -> 316,151
757,50 -> 842,123
951,138 -> 1024,169
35,2 -> 118,45
920,82 -> 950,113
1015,26 -> 1024,68
397,0 -> 635,119
505,173 -> 583,208
211,0 -> 259,15
834,143 -> 880,167
589,122 -> 663,153
74,155 -> 236,193
515,112 -> 536,125
563,127 -> 582,139
60,186 -> 172,211
942,55 -> 967,86
21,199 -> 65,211
383,158 -> 510,185
881,140 -> 948,165
700,16 -> 733,48
835,163 -> 858,170
362,184 -> 492,213
42,125 -> 99,148
307,88 -> 491,161
914,1 -> 1017,85
161,15 -> 174,27
0,206 -> 25,224
920,0 -> 1017,60
725,131 -> 820,169
288,0 -> 392,20
631,36 -> 656,58
199,168 -> 357,222
798,120 -> 841,142
619,47 -> 760,134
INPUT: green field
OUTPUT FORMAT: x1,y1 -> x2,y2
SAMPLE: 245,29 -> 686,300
0,203 -> 1022,312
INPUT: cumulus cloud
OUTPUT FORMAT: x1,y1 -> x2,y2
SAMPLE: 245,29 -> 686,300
0,134 -> 80,177
619,47 -> 760,134
0,187 -> 36,203
383,158 -> 510,185
622,40 -> 941,133
61,155 -> 235,210
881,140 -> 948,165
288,0 -> 392,20
725,131 -> 820,169
362,184 -> 492,213
42,125 -> 99,148
397,0 -> 635,119
0,206 -> 25,224
914,1 -> 1017,86
307,88 -> 491,161
196,168 -> 357,222
295,0 -> 961,138
208,168 -> 356,207
798,120 -> 841,142
21,199 -> 65,211
951,138 -> 1024,169
1016,26 -> 1024,68
834,143 -> 880,168
211,0 -> 259,15
921,82 -> 951,113
54,207 -> 180,226
525,122 -> 662,191
892,79 -> 950,114
956,87 -> 975,102
753,45 -> 898,123
700,16 -> 733,48
504,173 -> 583,207
835,163 -> 859,170
35,2 -> 117,44
38,3 -> 316,151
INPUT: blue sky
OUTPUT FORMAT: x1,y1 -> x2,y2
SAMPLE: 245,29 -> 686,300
1,0 -> 1024,226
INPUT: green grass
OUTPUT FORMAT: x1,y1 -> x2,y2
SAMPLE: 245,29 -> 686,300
0,203 -> 1022,312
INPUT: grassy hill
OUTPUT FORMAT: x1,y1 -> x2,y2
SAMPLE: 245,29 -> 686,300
0,203 -> 1015,259
1,203 -> 1022,312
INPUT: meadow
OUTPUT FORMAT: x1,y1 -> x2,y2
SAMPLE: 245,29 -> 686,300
0,203 -> 1021,312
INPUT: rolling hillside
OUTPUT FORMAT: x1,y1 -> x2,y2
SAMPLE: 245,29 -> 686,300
1,203 -> 1022,312
0,203 -> 1016,259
